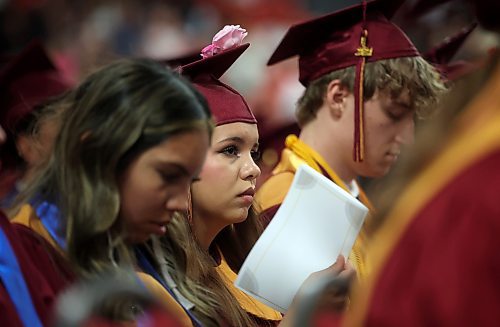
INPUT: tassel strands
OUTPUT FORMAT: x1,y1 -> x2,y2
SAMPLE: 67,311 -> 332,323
353,0 -> 373,162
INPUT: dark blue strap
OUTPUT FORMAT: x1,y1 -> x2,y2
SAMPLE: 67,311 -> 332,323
135,247 -> 203,327
0,228 -> 43,327
35,201 -> 66,250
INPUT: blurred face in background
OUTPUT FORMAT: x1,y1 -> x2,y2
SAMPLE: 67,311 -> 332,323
0,124 -> 6,171
0,125 -> 6,146
16,117 -> 60,171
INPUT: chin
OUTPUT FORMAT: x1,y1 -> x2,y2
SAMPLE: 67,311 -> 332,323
227,209 -> 249,224
126,233 -> 149,245
359,168 -> 388,179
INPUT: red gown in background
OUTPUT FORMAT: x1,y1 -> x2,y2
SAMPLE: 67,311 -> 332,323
344,58 -> 500,326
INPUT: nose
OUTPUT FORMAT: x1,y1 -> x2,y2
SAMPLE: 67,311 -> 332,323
165,185 -> 190,212
396,118 -> 415,145
240,155 -> 261,182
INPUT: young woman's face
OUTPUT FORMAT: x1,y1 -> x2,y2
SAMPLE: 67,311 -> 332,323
119,129 -> 210,243
191,122 -> 261,228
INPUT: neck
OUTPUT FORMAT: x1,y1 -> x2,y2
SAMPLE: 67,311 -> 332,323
191,212 -> 225,251
299,117 -> 357,185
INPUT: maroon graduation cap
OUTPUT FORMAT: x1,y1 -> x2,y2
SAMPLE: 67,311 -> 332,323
178,43 -> 256,126
267,0 -> 420,161
408,0 -> 500,32
0,41 -> 71,134
424,23 -> 478,82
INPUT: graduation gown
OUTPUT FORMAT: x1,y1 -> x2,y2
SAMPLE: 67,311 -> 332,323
12,204 -> 196,327
0,210 -> 74,327
255,135 -> 373,278
344,60 -> 500,326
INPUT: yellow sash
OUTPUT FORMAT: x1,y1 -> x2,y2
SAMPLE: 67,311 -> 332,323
216,254 -> 282,321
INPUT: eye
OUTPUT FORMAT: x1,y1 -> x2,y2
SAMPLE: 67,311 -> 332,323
220,145 -> 240,157
386,108 -> 406,121
191,176 -> 201,183
159,172 -> 181,183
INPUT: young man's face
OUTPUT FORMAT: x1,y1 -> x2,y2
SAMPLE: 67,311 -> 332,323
345,89 -> 415,178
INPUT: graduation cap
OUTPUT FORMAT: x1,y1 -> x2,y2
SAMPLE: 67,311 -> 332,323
408,0 -> 500,31
406,0 -> 451,18
423,23 -> 478,81
161,49 -> 202,72
178,43 -> 256,126
0,41 -> 71,134
268,0 -> 419,162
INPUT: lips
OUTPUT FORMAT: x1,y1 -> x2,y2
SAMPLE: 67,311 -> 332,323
237,187 -> 255,206
238,187 -> 255,197
148,221 -> 169,236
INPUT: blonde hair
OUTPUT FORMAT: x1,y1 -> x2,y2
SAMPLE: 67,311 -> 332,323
296,56 -> 447,127
10,58 -> 213,278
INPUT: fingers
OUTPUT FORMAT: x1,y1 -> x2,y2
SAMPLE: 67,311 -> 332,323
339,259 -> 357,281
328,255 -> 345,275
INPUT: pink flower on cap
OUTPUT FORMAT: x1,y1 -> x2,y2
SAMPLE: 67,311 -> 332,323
201,25 -> 248,58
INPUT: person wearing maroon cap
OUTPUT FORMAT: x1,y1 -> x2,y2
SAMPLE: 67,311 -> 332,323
423,22 -> 482,83
159,26 -> 284,326
157,26 -> 354,327
255,0 -> 446,279
0,41 -> 72,207
0,102 -> 74,327
335,0 -> 500,325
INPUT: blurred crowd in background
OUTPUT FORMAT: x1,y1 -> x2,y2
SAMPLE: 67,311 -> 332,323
1,0 -> 498,188
1,0 -> 497,135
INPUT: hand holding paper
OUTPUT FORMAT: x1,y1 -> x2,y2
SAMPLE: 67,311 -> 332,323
235,164 -> 368,312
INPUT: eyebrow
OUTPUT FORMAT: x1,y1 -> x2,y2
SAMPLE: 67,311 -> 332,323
156,162 -> 190,176
217,136 -> 259,147
393,100 -> 412,110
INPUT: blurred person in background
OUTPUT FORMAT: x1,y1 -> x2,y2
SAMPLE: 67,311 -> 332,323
0,101 -> 74,327
0,41 -> 72,207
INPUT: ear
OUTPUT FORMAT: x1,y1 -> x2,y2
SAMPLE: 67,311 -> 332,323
325,80 -> 349,120
15,134 -> 34,164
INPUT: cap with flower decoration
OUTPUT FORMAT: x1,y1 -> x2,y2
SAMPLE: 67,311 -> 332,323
423,23 -> 478,82
176,25 -> 256,126
0,40 -> 71,134
267,0 -> 420,162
